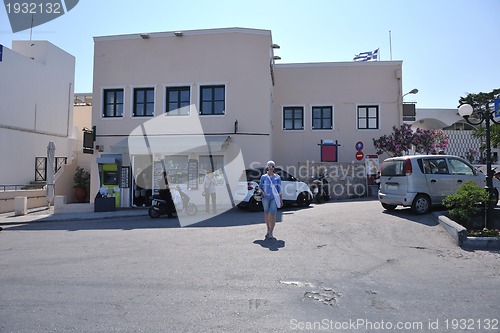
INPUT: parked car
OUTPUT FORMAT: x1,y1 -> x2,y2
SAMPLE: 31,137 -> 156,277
378,155 -> 500,214
235,167 -> 313,211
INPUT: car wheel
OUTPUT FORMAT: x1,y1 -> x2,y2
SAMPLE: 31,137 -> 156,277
411,194 -> 431,214
248,197 -> 263,212
148,207 -> 161,218
381,203 -> 397,211
297,192 -> 311,207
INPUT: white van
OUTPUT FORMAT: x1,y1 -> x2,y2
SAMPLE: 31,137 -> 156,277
378,155 -> 500,214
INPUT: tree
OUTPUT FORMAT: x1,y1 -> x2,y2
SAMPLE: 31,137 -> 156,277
373,124 -> 414,157
459,88 -> 500,161
373,124 -> 449,157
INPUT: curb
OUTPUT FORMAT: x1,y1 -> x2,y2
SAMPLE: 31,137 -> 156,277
435,213 -> 500,250
0,210 -> 147,226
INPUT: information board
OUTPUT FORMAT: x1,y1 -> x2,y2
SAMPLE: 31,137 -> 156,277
188,159 -> 199,190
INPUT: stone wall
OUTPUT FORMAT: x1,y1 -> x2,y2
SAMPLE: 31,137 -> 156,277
0,189 -> 47,214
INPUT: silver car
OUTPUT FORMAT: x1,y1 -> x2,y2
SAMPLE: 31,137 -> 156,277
378,155 -> 500,214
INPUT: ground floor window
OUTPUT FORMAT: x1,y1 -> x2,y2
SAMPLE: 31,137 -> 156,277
199,155 -> 225,185
164,155 -> 189,184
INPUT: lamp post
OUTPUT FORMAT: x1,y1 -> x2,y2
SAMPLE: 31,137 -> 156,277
458,103 -> 499,229
403,88 -> 419,98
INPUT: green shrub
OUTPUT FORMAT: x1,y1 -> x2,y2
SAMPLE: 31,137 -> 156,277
442,181 -> 488,226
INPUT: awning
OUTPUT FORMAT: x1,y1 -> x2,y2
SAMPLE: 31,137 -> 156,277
111,135 -> 230,155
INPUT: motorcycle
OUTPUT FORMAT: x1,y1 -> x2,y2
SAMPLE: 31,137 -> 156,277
309,176 -> 330,204
148,186 -> 197,218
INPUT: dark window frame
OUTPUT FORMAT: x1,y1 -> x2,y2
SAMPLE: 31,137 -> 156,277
357,105 -> 379,129
312,106 -> 333,130
283,106 -> 304,130
103,89 -> 124,118
166,86 -> 191,115
133,87 -> 155,117
199,85 -> 225,115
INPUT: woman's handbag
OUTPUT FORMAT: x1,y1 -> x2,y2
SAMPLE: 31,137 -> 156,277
266,175 -> 282,208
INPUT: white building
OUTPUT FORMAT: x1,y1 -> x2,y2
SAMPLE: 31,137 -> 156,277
0,41 -> 75,186
91,27 -> 404,207
410,108 -> 483,162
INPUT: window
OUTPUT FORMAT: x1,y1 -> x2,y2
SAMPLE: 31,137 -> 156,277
200,85 -> 225,115
419,158 -> 449,175
448,158 -> 474,175
199,155 -> 225,185
380,160 -> 406,177
165,155 -> 189,184
283,107 -> 304,130
133,88 -> 154,117
103,89 -> 124,117
357,105 -> 379,129
312,106 -> 333,130
166,86 -> 190,115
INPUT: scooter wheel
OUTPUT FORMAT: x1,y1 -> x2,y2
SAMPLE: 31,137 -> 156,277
148,207 -> 161,218
186,203 -> 198,215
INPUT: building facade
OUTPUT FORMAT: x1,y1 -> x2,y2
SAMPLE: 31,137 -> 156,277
0,41 -> 75,187
91,28 -> 403,207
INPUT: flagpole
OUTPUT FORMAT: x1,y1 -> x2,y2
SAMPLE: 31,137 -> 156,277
389,30 -> 393,61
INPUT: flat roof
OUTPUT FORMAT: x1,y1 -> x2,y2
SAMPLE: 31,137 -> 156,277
94,27 -> 272,42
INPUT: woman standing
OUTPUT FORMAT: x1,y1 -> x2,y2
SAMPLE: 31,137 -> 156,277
259,160 -> 282,240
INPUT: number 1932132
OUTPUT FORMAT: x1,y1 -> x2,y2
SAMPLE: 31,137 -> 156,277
5,2 -> 62,14
445,319 -> 498,330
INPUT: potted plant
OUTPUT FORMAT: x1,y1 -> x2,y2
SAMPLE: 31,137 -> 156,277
74,166 -> 90,202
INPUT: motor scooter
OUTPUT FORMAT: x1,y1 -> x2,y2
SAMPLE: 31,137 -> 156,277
148,187 -> 197,218
175,186 -> 198,215
310,175 -> 330,204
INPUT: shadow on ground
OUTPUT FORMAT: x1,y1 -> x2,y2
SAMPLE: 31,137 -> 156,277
2,206 -> 310,232
253,238 -> 286,251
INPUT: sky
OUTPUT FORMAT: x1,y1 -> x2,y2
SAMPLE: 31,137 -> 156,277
1,0 -> 498,109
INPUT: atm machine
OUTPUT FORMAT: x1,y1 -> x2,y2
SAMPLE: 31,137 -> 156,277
96,156 -> 122,207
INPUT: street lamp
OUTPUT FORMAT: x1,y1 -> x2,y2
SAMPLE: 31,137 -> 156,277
403,88 -> 419,98
458,103 -> 499,229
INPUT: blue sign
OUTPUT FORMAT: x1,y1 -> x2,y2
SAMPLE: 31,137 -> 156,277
495,98 -> 500,118
355,141 -> 364,151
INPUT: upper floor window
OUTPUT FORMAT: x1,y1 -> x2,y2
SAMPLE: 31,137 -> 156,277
166,86 -> 190,115
357,105 -> 379,129
133,88 -> 154,117
103,89 -> 124,117
200,85 -> 225,115
283,106 -> 304,130
312,106 -> 333,130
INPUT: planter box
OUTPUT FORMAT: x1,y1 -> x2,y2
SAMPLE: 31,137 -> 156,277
94,197 -> 115,212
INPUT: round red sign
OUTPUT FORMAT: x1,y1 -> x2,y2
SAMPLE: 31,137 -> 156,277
355,151 -> 364,161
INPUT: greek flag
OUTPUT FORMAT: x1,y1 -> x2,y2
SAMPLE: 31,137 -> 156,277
353,48 -> 379,62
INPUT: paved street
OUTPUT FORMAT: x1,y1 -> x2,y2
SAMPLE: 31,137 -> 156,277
0,199 -> 499,332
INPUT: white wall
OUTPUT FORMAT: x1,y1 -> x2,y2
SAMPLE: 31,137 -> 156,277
273,61 -> 403,166
92,28 -> 274,168
0,41 -> 75,185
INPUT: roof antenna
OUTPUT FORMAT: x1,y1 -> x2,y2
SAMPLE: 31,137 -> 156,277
29,14 -> 34,41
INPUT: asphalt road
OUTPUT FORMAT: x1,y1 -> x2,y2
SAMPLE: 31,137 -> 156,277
0,199 -> 499,333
